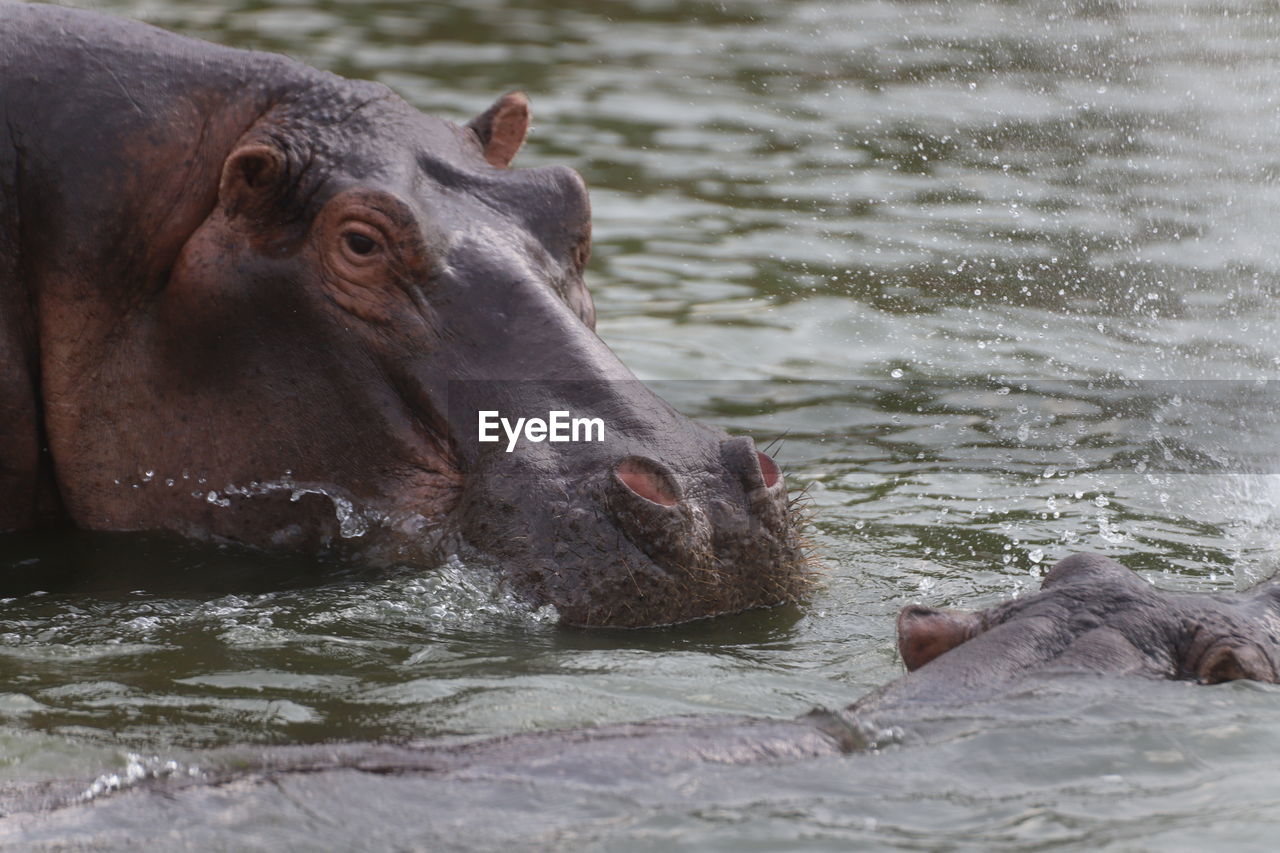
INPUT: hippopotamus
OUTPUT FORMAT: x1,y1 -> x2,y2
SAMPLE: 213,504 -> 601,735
865,552 -> 1280,705
0,4 -> 806,627
2,554 -> 1276,837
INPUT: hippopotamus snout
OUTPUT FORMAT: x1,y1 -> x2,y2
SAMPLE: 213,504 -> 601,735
448,395 -> 807,626
421,225 -> 806,627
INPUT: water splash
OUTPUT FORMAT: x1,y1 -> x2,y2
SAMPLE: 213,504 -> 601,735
1213,475 -> 1280,584
79,753 -> 203,803
315,555 -> 560,638
198,477 -> 384,539
286,486 -> 368,538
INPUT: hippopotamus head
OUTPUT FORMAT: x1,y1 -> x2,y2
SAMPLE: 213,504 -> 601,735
865,554 -> 1280,707
30,46 -> 806,627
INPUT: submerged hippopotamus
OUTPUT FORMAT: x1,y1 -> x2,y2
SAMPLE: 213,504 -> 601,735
868,553 -> 1280,705
3,554 -> 1276,832
0,4 -> 806,626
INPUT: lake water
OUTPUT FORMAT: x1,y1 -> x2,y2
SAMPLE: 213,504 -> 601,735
5,0 -> 1280,849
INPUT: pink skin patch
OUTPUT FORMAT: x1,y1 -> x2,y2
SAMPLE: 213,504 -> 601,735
616,458 -> 679,507
756,451 -> 780,488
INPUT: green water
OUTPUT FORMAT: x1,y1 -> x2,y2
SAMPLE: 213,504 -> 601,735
5,0 -> 1280,848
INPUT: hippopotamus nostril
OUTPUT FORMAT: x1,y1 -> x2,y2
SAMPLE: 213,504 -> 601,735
614,457 -> 681,507
603,457 -> 710,577
756,450 -> 781,489
720,436 -> 784,495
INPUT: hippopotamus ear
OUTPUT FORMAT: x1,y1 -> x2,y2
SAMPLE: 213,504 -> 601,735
218,143 -> 287,217
468,92 -> 530,168
1196,643 -> 1277,684
897,605 -> 982,672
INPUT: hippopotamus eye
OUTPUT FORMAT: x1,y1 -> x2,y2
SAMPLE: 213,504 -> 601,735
343,231 -> 379,257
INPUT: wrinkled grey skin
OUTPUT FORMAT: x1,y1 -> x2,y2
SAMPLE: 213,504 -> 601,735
0,4 -> 805,627
4,555 -> 1277,832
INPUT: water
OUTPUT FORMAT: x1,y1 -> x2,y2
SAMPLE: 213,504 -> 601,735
5,0 -> 1280,848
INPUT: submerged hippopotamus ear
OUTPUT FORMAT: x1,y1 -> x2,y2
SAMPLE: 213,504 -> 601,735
897,605 -> 982,672
218,142 -> 287,218
468,92 -> 530,168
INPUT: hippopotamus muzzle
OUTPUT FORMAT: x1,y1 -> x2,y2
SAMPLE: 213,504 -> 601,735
440,374 -> 804,627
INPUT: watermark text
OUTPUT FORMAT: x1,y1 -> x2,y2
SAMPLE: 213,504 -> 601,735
478,410 -> 606,452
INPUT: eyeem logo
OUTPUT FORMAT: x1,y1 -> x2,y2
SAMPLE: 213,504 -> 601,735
478,410 -> 606,452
